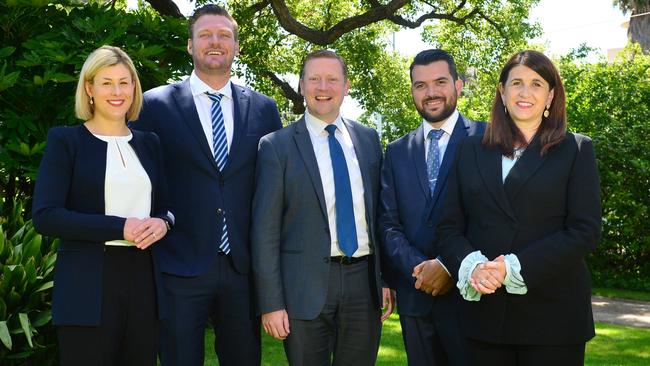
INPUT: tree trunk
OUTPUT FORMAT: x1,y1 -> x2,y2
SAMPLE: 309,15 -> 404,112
628,4 -> 650,53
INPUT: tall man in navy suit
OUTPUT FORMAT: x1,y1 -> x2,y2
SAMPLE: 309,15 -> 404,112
133,4 -> 282,366
251,50 -> 393,365
379,49 -> 485,366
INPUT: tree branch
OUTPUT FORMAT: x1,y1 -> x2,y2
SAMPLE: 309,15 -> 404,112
144,0 -> 183,18
269,0 -> 409,45
258,70 -> 305,114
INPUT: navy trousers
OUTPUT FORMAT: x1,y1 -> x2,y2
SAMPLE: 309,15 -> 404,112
159,253 -> 260,366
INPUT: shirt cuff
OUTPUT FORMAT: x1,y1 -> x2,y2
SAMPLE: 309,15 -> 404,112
435,256 -> 450,276
503,254 -> 527,295
457,250 -> 489,302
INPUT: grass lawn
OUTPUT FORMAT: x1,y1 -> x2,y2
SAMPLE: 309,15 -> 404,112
203,318 -> 650,365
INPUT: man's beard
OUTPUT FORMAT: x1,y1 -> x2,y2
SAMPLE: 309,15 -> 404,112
416,96 -> 456,123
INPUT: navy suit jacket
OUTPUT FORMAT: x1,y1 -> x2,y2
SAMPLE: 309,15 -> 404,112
32,125 -> 169,325
437,133 -> 601,345
379,115 -> 485,316
251,117 -> 383,320
132,79 -> 282,276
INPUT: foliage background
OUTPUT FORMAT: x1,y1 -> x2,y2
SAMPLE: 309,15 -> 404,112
0,0 -> 649,363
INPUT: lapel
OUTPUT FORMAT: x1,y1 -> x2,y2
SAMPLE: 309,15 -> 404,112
409,126 -> 430,198
128,131 -> 156,208
429,115 -> 470,208
343,119 -> 374,220
503,137 -> 546,202
476,142 -> 517,221
225,83 -> 250,176
128,132 -> 152,178
171,80 -> 221,173
293,117 -> 328,221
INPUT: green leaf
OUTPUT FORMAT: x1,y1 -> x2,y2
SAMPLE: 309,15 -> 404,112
0,46 -> 16,59
33,75 -> 44,85
18,313 -> 33,348
31,310 -> 51,328
0,70 -> 20,91
50,72 -> 76,83
35,281 -> 53,293
0,297 -> 6,320
0,321 -> 12,350
24,258 -> 37,286
21,234 -> 42,265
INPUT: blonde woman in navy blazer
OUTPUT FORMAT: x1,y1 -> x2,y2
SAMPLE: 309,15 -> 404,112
32,46 -> 172,366
438,50 -> 601,365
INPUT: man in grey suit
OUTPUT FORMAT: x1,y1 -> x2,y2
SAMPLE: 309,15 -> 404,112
251,50 -> 394,366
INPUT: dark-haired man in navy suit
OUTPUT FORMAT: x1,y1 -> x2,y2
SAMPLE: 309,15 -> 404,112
379,49 -> 485,366
133,4 -> 282,366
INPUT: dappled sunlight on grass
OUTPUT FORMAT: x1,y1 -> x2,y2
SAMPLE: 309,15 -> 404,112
586,322 -> 650,366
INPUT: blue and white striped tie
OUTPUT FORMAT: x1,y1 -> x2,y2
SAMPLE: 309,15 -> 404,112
207,92 -> 230,254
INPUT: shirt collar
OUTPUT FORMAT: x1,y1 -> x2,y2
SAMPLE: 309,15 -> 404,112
422,109 -> 459,139
189,71 -> 233,100
304,110 -> 344,136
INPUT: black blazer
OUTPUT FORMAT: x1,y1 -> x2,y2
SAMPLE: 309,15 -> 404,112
32,125 -> 170,326
132,80 -> 282,276
438,132 -> 601,345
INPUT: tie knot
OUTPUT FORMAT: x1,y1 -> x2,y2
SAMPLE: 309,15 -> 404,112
206,92 -> 223,103
325,124 -> 338,136
428,129 -> 444,141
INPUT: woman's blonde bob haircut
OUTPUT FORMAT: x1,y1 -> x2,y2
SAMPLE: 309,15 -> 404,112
74,45 -> 143,121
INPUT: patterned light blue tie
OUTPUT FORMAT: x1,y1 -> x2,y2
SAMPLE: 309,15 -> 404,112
207,92 -> 230,254
426,129 -> 445,196
325,124 -> 358,257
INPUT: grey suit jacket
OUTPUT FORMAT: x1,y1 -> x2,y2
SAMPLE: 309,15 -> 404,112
251,116 -> 383,320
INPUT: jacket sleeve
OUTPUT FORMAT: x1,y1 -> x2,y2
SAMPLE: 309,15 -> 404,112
251,136 -> 286,314
515,136 -> 602,288
32,128 -> 126,241
378,144 -> 428,281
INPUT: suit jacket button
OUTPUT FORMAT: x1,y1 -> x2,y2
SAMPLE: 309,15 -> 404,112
217,208 -> 223,215
324,227 -> 330,234
323,257 -> 330,263
427,220 -> 433,227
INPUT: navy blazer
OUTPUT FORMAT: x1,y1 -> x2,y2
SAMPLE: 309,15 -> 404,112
379,115 -> 485,316
32,125 -> 170,326
438,133 -> 601,345
252,117 -> 384,320
132,80 -> 282,276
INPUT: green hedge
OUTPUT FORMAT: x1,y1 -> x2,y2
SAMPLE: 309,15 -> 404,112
560,46 -> 650,291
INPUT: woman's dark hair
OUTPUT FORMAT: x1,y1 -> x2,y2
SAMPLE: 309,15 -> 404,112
483,50 -> 566,156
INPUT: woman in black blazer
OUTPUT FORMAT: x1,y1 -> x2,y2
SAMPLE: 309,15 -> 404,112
32,46 -> 173,366
437,50 -> 601,365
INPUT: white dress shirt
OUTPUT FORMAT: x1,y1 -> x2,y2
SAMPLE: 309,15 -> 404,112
422,109 -> 460,164
189,71 -> 235,154
93,133 -> 151,246
304,111 -> 371,257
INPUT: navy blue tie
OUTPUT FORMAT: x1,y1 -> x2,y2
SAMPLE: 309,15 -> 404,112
206,92 -> 230,254
426,129 -> 445,196
325,124 -> 358,257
